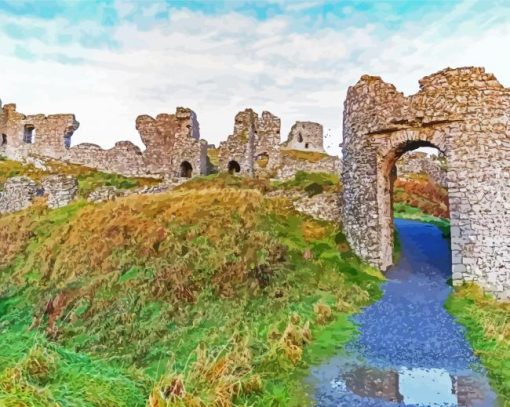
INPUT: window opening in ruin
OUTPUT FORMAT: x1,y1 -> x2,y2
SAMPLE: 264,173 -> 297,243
1,134 -> 6,146
64,132 -> 72,149
305,142 -> 310,149
255,153 -> 269,168
180,161 -> 193,178
228,160 -> 241,174
297,133 -> 303,143
23,125 -> 35,144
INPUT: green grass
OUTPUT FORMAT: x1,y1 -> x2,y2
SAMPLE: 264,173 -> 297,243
0,174 -> 383,406
272,171 -> 341,196
394,203 -> 450,237
446,284 -> 510,406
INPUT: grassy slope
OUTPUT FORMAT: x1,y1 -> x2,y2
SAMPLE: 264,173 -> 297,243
0,171 -> 383,406
393,173 -> 449,218
446,285 -> 510,405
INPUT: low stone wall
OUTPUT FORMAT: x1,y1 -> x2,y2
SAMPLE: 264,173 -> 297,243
0,176 -> 41,214
42,175 -> 78,209
88,178 -> 186,203
268,189 -> 341,223
277,152 -> 342,180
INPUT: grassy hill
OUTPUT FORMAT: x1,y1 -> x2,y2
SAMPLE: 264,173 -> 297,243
0,165 -> 383,406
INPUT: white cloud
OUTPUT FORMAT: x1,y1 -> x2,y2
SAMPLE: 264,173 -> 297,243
1,2 -> 510,157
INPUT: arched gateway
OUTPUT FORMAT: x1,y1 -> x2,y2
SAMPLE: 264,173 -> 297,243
341,67 -> 510,299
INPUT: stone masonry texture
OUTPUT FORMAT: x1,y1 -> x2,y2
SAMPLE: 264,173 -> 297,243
342,67 -> 510,299
0,103 -> 207,179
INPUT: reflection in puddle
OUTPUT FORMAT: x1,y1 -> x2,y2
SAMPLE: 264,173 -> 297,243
333,365 -> 492,406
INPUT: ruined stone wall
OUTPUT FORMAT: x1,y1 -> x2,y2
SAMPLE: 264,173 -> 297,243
342,67 -> 510,299
0,103 -> 79,160
0,176 -> 41,214
0,103 -> 207,179
218,109 -> 280,177
254,111 -> 281,177
0,174 -> 78,213
42,175 -> 78,209
282,121 -> 325,153
277,152 -> 342,180
396,151 -> 447,187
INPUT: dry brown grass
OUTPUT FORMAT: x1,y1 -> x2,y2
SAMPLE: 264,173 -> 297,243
394,175 -> 449,218
281,149 -> 330,163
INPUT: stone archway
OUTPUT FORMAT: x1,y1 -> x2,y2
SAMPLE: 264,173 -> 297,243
375,130 -> 447,270
228,160 -> 241,174
180,161 -> 193,178
341,67 -> 510,299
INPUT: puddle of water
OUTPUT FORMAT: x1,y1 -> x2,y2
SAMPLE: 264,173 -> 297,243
308,220 -> 499,407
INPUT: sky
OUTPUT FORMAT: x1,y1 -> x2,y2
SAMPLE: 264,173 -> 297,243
1,0 -> 510,156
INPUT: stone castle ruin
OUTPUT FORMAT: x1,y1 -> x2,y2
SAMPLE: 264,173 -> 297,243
282,121 -> 325,153
342,67 -> 510,299
396,151 -> 447,187
217,109 -> 281,177
2,66 -> 508,299
0,101 -> 340,181
0,103 -> 208,179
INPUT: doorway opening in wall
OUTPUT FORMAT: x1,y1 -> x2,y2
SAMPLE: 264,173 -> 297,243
23,125 -> 35,144
1,134 -> 6,146
228,160 -> 241,174
180,161 -> 193,178
388,141 -> 450,264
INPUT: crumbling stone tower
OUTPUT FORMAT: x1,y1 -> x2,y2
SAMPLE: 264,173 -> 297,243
282,121 -> 325,153
136,107 -> 207,178
218,109 -> 281,177
342,67 -> 510,299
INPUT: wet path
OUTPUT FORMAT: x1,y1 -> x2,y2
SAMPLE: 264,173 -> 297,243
309,219 -> 498,407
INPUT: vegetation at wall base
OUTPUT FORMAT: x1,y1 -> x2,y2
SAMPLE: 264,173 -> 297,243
393,202 -> 450,238
0,169 -> 383,406
280,149 -> 330,163
0,158 -> 159,197
446,284 -> 510,406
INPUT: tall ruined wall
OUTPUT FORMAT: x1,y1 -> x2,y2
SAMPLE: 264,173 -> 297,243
0,103 -> 207,179
282,121 -> 325,153
218,109 -> 281,177
342,67 -> 510,299
0,102 -> 79,160
254,111 -> 281,177
396,151 -> 447,187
